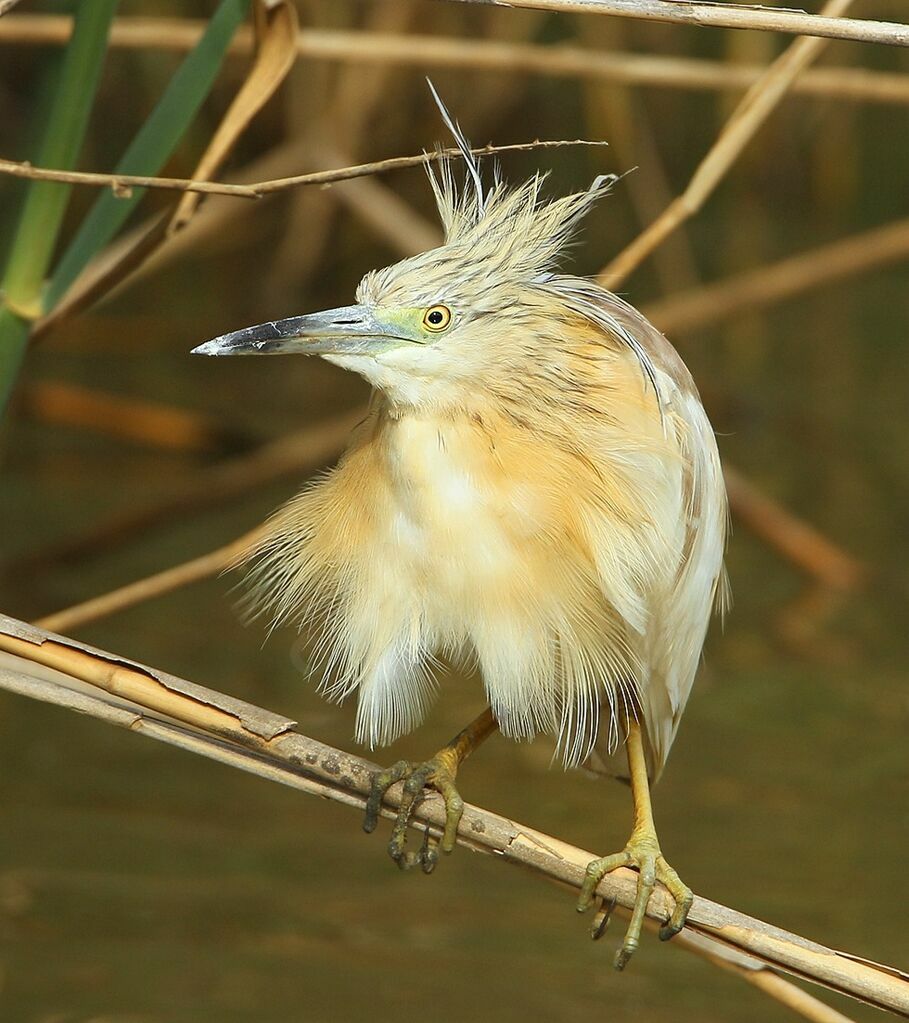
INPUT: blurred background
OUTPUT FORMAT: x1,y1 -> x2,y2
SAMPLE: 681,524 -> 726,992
0,1 -> 907,1020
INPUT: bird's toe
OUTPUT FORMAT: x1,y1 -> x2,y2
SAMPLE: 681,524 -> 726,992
365,754 -> 465,871
579,837 -> 692,968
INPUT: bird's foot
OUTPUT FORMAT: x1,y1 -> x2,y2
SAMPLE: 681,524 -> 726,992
577,828 -> 692,970
362,747 -> 464,873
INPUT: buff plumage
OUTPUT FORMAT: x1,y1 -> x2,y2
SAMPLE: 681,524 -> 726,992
195,95 -> 730,965
240,145 -> 728,781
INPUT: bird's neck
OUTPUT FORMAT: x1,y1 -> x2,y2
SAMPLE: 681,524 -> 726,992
322,351 -> 483,418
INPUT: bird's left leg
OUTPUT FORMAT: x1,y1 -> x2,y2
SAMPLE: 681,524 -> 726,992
577,718 -> 693,970
363,707 -> 498,872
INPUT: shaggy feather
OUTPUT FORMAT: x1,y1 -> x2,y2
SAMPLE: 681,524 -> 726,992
242,141 -> 727,779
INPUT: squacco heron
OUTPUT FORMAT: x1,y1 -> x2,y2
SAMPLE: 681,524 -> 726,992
194,107 -> 728,969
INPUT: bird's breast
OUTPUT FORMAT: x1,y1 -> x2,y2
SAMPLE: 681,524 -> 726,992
374,414 -> 545,597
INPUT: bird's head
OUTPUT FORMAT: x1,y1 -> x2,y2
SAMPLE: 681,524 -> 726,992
193,94 -> 637,412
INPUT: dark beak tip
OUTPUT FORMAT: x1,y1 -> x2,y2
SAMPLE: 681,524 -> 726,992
191,340 -> 219,356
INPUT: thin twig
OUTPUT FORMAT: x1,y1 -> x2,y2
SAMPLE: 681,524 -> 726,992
33,528 -> 263,635
3,18 -> 909,106
0,140 -> 607,199
0,615 -> 905,1016
601,0 -> 855,287
438,0 -> 909,48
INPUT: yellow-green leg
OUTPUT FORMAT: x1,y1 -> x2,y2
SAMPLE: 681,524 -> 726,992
577,719 -> 693,970
363,707 -> 498,872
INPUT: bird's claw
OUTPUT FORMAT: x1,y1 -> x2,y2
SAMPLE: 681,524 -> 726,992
590,895 -> 617,940
577,836 -> 692,970
363,752 -> 464,871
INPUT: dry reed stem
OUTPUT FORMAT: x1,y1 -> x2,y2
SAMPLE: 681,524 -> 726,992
265,1 -> 418,303
722,467 -> 866,591
0,669 -> 856,1023
0,614 -> 904,1017
0,140 -> 607,200
715,958 -> 859,1023
168,0 -> 299,234
580,15 -> 700,293
17,380 -> 244,454
439,0 -> 909,48
34,527 -> 264,635
643,215 -> 909,336
601,0 -> 855,287
4,17 -> 909,106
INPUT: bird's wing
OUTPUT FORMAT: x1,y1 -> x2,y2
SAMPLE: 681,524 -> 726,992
585,293 -> 729,782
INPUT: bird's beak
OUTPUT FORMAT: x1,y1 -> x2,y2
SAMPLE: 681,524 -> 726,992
191,304 -> 413,358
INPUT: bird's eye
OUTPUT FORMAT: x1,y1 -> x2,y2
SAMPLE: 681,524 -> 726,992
422,305 -> 452,331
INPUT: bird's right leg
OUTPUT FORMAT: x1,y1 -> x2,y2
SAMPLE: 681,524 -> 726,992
363,707 -> 498,872
577,717 -> 693,969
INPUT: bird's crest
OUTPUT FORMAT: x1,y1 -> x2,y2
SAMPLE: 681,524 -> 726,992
409,84 -> 663,412
424,80 -> 618,283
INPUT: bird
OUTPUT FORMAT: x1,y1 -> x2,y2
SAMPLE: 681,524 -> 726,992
193,94 -> 728,969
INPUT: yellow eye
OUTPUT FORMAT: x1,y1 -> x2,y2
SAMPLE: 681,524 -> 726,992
422,305 -> 452,331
